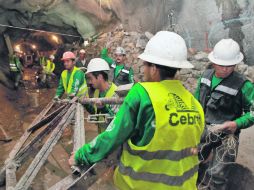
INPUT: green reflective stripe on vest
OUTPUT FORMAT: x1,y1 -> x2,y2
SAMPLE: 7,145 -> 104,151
9,56 -> 19,72
124,143 -> 194,161
118,161 -> 199,186
114,80 -> 204,190
61,66 -> 87,97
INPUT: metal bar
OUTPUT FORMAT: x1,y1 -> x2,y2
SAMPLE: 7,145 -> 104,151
73,103 -> 85,151
27,104 -> 66,132
0,101 -> 54,186
81,97 -> 124,105
14,104 -> 76,190
48,164 -> 97,190
15,104 -> 71,164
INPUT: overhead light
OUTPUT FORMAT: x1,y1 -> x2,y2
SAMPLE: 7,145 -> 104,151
84,40 -> 89,47
31,44 -> 37,49
52,35 -> 59,43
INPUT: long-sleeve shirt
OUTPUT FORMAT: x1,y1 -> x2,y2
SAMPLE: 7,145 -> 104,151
55,70 -> 85,98
85,84 -> 119,116
194,74 -> 254,129
113,64 -> 135,83
75,83 -> 155,165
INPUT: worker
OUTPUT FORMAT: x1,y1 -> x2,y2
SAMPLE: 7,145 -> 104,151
85,58 -> 118,134
110,47 -> 134,86
69,31 -> 205,189
9,49 -> 23,89
75,49 -> 87,70
100,47 -> 114,65
195,39 -> 254,190
41,55 -> 55,88
54,51 -> 88,100
39,52 -> 47,67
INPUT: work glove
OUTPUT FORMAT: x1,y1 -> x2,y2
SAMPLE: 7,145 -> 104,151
53,96 -> 60,103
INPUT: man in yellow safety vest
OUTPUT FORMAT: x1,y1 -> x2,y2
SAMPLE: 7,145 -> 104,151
54,51 -> 88,100
42,54 -> 55,88
85,58 -> 118,134
69,31 -> 205,189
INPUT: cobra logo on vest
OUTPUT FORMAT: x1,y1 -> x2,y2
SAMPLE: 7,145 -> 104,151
165,93 -> 201,126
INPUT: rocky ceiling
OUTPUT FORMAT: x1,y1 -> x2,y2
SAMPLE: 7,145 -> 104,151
0,0 -> 254,61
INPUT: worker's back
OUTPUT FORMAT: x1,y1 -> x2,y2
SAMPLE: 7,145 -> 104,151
114,80 -> 205,190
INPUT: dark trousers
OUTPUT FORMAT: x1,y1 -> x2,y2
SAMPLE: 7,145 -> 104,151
198,128 -> 239,190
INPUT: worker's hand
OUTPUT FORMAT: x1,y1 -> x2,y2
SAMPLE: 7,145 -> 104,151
214,121 -> 238,134
53,96 -> 60,102
68,152 -> 77,166
68,94 -> 75,100
190,147 -> 198,155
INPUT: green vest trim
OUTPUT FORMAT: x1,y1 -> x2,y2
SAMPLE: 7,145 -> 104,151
61,66 -> 87,97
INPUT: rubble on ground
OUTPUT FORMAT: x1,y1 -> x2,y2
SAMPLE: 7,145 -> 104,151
85,25 -> 254,93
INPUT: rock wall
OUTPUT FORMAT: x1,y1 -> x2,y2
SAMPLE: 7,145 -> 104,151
85,26 -> 254,93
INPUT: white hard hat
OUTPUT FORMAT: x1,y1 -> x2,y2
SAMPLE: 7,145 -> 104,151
79,49 -> 86,54
208,39 -> 243,66
49,55 -> 55,60
115,47 -> 126,55
86,58 -> 110,74
138,31 -> 193,69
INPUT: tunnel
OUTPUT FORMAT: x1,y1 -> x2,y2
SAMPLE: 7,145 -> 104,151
0,0 -> 254,190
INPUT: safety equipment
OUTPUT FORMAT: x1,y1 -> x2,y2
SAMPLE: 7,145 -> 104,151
208,39 -> 243,66
199,69 -> 246,125
61,66 -> 88,97
93,83 -> 117,134
43,60 -> 55,74
79,49 -> 86,54
114,80 -> 204,190
49,55 -> 55,60
138,31 -> 193,69
115,47 -> 126,55
61,51 -> 76,61
86,58 -> 110,74
9,55 -> 21,72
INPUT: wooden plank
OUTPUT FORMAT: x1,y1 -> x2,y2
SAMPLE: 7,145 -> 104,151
48,103 -> 86,190
73,103 -> 85,151
6,162 -> 17,190
0,101 -> 54,186
14,104 -> 76,190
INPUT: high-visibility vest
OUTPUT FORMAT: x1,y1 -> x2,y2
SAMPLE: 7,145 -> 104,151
9,55 -> 20,72
40,57 -> 46,66
114,80 -> 205,190
61,66 -> 88,97
93,83 -> 117,133
43,60 -> 55,74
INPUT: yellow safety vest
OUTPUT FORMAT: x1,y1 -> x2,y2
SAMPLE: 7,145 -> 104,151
9,55 -> 20,72
61,66 -> 88,97
93,83 -> 117,133
43,60 -> 55,74
114,80 -> 205,190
